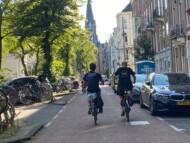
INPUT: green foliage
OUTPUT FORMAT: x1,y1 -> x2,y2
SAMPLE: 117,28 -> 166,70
0,0 -> 97,82
134,32 -> 154,61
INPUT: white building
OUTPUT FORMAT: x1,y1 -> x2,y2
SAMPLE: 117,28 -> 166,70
108,2 -> 135,72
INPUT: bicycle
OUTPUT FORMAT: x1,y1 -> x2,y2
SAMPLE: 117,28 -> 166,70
0,90 -> 8,115
87,93 -> 98,125
19,79 -> 55,105
0,90 -> 15,133
0,85 -> 18,105
121,90 -> 133,122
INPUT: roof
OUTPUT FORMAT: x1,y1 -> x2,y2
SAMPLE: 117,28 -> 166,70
122,2 -> 132,12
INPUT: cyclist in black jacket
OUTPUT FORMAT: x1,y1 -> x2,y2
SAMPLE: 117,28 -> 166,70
113,61 -> 136,116
83,63 -> 104,114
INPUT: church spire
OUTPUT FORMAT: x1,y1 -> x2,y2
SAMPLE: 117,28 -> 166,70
85,0 -> 99,47
86,0 -> 94,26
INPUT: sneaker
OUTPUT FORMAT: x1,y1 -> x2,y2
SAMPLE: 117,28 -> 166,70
121,110 -> 125,116
88,108 -> 92,115
99,108 -> 103,114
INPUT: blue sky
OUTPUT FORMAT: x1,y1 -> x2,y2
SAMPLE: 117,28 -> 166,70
79,0 -> 130,43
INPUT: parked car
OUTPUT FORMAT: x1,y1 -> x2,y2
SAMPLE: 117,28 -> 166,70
140,72 -> 190,116
1,76 -> 38,104
61,76 -> 73,92
70,76 -> 79,89
132,74 -> 147,102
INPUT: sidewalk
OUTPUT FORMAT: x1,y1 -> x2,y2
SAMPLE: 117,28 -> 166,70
0,90 -> 78,143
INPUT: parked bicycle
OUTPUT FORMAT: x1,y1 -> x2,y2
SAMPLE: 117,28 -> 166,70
0,85 -> 18,105
19,78 -> 55,105
0,90 -> 15,133
52,79 -> 66,93
0,91 -> 8,115
121,90 -> 133,122
87,93 -> 98,125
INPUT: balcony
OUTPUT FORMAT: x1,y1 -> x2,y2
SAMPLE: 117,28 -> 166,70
153,7 -> 165,22
144,21 -> 154,31
170,25 -> 185,44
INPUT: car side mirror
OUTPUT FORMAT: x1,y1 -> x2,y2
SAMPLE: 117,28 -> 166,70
145,81 -> 151,86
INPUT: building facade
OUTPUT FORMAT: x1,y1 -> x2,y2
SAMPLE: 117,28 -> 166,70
131,0 -> 173,74
168,0 -> 188,74
108,2 -> 135,73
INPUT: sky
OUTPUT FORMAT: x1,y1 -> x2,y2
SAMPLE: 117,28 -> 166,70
79,0 -> 130,43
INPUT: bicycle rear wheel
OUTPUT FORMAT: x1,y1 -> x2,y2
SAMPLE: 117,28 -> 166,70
93,109 -> 97,125
19,87 -> 33,105
1,85 -> 18,105
125,103 -> 130,122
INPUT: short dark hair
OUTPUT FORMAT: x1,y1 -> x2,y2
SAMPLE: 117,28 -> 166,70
90,63 -> 96,71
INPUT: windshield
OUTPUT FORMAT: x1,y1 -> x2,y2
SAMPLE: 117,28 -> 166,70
154,74 -> 190,85
136,75 -> 146,83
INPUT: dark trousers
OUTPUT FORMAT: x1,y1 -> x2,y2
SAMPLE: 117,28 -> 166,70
96,90 -> 104,109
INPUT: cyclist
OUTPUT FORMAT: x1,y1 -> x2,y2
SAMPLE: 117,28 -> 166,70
113,61 -> 136,116
83,63 -> 104,114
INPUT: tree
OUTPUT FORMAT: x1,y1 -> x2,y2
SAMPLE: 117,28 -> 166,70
134,32 -> 154,61
0,0 -> 13,69
8,0 -> 83,80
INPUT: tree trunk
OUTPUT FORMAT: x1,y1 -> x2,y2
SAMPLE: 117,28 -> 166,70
0,9 -> 3,69
20,55 -> 28,76
34,48 -> 40,75
42,31 -> 52,80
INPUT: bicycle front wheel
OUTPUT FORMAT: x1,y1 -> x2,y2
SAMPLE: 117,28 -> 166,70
0,90 -> 8,114
19,87 -> 33,105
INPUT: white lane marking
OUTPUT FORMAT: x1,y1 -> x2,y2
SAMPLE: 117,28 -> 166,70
45,94 -> 76,128
58,109 -> 63,114
53,115 -> 58,120
157,117 -> 164,121
45,122 -> 51,128
127,121 -> 150,126
169,125 -> 186,132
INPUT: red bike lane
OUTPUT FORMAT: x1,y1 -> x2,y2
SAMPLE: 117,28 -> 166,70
27,85 -> 190,143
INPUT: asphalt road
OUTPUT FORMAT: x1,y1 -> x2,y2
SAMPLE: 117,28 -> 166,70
18,85 -> 190,143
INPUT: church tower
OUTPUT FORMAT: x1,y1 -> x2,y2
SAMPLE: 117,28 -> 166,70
85,0 -> 99,47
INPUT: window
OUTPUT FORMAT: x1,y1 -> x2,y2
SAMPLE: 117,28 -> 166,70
181,47 -> 185,72
178,0 -> 182,25
164,0 -> 168,9
187,0 -> 190,26
122,18 -> 127,29
172,1 -> 175,26
175,48 -> 178,72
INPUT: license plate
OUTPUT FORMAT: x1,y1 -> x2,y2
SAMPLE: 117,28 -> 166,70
178,101 -> 190,105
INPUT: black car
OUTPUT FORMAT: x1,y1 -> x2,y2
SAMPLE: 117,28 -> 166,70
2,76 -> 37,104
140,72 -> 190,115
132,74 -> 147,102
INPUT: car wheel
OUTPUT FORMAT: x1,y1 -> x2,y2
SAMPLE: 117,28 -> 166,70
149,97 -> 157,116
139,95 -> 145,108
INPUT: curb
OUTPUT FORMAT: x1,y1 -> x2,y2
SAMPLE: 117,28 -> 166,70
53,91 -> 77,97
0,123 -> 43,143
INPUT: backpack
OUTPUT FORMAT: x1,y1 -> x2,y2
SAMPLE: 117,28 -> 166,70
86,72 -> 99,92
